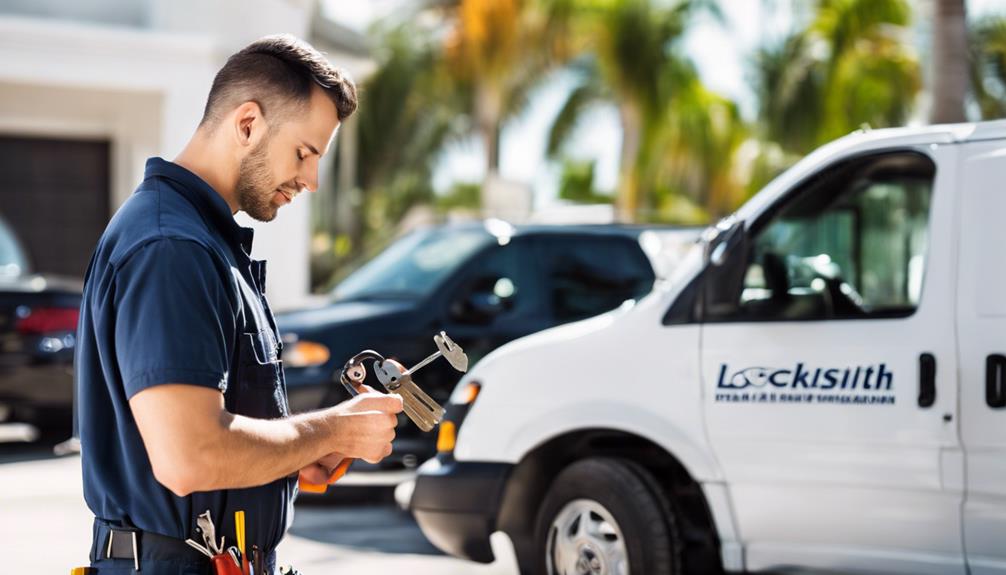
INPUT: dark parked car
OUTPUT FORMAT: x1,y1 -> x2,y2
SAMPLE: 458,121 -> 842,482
277,220 -> 695,470
0,216 -> 82,431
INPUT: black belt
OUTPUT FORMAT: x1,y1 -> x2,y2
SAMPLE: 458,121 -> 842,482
91,518 -> 211,572
91,518 -> 278,573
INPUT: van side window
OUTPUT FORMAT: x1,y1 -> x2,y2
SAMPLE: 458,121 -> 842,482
544,237 -> 655,322
708,152 -> 935,322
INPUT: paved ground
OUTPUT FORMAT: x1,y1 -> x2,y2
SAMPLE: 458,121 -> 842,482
0,431 -> 518,574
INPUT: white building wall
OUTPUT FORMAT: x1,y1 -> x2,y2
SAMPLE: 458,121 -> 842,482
0,0 -> 360,310
0,14 -> 215,214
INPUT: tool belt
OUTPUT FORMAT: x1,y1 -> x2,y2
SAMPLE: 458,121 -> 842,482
89,518 -> 275,573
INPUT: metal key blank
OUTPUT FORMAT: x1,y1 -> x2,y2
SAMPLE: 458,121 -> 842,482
375,359 -> 445,431
337,332 -> 467,431
404,331 -> 469,376
372,331 -> 468,431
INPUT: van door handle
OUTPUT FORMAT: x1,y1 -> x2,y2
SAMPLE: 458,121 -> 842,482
986,354 -> 1006,409
918,353 -> 936,408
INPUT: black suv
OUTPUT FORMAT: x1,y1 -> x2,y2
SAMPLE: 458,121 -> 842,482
277,221 -> 675,469
0,215 -> 82,432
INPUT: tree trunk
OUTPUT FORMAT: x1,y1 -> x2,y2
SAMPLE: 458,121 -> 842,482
483,121 -> 500,175
930,0 -> 969,124
616,104 -> 642,223
475,81 -> 503,169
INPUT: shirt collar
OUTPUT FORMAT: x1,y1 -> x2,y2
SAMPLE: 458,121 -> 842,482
143,157 -> 254,256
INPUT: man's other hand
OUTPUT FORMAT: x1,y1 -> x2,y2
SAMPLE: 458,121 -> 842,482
299,452 -> 345,484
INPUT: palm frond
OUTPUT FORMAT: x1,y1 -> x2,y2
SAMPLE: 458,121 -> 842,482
546,71 -> 605,158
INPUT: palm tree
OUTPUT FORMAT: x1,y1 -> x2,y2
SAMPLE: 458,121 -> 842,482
930,0 -> 968,123
647,73 -> 748,221
354,24 -> 469,196
546,0 -> 722,222
755,0 -> 920,156
318,22 -> 470,288
438,0 -> 574,208
969,14 -> 1006,119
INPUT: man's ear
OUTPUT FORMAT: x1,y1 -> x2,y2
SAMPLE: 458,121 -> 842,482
232,101 -> 268,150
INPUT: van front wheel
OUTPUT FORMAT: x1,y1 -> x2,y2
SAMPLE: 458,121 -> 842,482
533,458 -> 681,575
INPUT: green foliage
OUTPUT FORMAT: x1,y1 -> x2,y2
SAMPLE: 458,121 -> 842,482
970,14 -> 1006,119
314,21 -> 469,291
353,23 -> 470,192
546,0 -> 735,223
755,0 -> 920,155
313,0 -> 984,290
646,72 -> 749,220
436,182 -> 483,210
558,159 -> 612,203
442,0 -> 576,172
653,192 -> 710,225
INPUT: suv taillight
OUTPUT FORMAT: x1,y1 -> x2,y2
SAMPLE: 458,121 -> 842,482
16,307 -> 79,335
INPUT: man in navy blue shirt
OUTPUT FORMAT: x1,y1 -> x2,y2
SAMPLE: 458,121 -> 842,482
75,35 -> 402,574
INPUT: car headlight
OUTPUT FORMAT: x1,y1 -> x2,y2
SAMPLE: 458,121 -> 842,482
284,340 -> 331,368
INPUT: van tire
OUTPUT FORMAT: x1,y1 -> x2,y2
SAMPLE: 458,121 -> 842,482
531,457 -> 681,575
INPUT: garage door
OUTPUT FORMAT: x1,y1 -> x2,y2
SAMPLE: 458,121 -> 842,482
0,136 -> 110,278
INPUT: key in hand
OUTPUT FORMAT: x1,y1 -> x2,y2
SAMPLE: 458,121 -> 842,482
372,331 -> 468,431
404,331 -> 469,376
374,359 -> 445,431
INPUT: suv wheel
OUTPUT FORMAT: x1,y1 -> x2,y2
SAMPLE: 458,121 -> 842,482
533,458 -> 681,575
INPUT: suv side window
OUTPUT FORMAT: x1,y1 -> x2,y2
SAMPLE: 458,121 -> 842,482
706,152 -> 935,322
449,238 -> 541,324
543,236 -> 655,322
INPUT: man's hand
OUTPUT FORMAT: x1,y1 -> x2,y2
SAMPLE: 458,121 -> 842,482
326,392 -> 403,464
128,384 -> 403,496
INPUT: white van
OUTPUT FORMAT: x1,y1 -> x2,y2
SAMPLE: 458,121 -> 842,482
410,120 -> 1006,575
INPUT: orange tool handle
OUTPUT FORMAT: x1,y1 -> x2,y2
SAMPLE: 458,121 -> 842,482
298,458 -> 353,493
212,553 -> 243,575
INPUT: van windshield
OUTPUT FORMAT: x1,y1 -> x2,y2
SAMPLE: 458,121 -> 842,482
333,227 -> 494,302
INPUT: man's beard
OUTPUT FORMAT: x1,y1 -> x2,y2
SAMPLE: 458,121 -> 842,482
235,139 -> 278,222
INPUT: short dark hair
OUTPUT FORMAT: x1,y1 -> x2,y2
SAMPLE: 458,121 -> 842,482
201,34 -> 357,128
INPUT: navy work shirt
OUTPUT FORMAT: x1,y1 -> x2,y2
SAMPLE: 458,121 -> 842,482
75,157 -> 296,553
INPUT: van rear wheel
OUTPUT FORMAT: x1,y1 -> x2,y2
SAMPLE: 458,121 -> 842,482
533,458 -> 681,575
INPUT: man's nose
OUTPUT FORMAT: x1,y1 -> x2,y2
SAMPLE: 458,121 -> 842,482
298,159 -> 319,194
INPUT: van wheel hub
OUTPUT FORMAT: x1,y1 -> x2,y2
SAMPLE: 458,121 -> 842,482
547,498 -> 628,575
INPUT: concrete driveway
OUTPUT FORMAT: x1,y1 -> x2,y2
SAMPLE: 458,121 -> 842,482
0,432 -> 517,574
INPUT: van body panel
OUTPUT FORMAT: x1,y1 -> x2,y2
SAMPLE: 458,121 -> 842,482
453,301 -> 718,479
745,542 -> 969,575
701,481 -> 745,571
957,139 -> 1006,575
701,144 -> 964,572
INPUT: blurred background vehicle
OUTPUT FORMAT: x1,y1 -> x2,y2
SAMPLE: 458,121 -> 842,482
0,215 -> 81,435
278,219 -> 699,472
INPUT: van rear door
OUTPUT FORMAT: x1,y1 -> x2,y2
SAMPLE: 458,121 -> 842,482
699,148 -> 964,574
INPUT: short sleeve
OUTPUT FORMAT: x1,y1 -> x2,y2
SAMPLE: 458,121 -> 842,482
113,239 -> 237,399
